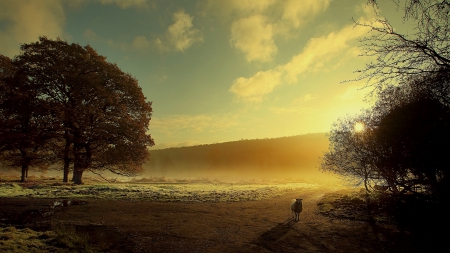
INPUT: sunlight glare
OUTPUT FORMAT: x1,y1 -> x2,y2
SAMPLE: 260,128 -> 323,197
354,122 -> 365,133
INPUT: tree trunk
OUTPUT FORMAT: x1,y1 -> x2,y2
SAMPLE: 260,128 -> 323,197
63,131 -> 72,183
63,158 -> 70,183
20,164 -> 27,182
19,149 -> 29,182
72,150 -> 84,184
72,167 -> 84,184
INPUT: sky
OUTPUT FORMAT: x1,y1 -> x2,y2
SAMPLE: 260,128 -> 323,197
0,0 -> 412,149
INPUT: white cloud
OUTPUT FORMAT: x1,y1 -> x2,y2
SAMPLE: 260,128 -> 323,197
204,0 -> 330,62
155,10 -> 203,52
230,15 -> 277,62
281,0 -> 330,28
230,22 -> 370,102
0,0 -> 65,57
283,24 -> 368,83
230,69 -> 282,102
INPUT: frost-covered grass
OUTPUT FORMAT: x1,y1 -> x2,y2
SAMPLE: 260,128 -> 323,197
0,175 -> 319,202
0,225 -> 96,253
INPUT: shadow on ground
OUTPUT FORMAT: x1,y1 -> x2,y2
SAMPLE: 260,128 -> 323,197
254,218 -> 297,249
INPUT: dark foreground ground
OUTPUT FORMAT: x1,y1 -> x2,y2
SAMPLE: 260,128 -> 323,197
0,185 -> 446,253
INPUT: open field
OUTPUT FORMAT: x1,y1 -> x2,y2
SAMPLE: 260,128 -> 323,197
0,176 -> 321,203
0,175 -> 445,252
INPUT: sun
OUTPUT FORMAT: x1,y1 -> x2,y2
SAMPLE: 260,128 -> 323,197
354,122 -> 365,132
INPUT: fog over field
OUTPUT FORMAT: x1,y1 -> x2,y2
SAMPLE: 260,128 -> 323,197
2,133 -> 336,183
143,133 -> 335,182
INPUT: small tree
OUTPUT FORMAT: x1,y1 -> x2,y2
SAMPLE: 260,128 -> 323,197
0,55 -> 55,181
321,113 -> 382,192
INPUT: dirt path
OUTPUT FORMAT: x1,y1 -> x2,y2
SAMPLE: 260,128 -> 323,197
0,186 -> 431,252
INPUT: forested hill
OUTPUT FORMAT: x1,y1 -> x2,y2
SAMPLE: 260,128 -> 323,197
144,133 -> 331,181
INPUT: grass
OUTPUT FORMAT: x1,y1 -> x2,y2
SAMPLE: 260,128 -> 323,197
317,188 -> 398,224
0,173 -> 339,252
50,222 -> 96,253
0,225 -> 97,253
0,174 -> 320,202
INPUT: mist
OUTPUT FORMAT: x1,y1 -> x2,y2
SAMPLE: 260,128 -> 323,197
143,133 -> 337,183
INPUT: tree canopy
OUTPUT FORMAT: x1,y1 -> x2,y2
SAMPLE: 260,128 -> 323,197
0,37 -> 154,184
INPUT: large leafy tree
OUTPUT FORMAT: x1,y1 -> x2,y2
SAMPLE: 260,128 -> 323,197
4,37 -> 154,184
374,97 -> 450,197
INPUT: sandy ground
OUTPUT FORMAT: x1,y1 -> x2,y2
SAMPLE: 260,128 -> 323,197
1,182 -> 439,253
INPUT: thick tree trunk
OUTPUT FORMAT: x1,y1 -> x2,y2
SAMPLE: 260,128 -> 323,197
72,150 -> 84,184
72,144 -> 92,185
72,167 -> 84,185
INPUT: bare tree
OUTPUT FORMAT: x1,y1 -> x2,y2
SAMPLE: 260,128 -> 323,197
355,0 -> 450,88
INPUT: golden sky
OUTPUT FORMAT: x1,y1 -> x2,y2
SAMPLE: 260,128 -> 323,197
0,0 -> 411,149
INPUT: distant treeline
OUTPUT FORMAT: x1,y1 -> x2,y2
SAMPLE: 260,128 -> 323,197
145,133 -> 328,180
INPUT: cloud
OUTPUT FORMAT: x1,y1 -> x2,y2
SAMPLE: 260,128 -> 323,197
269,94 -> 317,115
281,0 -> 330,28
230,22 -> 370,101
0,0 -> 65,57
97,0 -> 151,9
203,0 -> 276,17
229,69 -> 282,102
282,25 -> 367,83
155,10 -> 203,52
335,83 -> 371,104
83,28 -> 101,41
132,36 -> 150,50
294,94 -> 316,103
203,0 -> 330,62
83,28 -> 151,52
230,15 -> 277,62
83,11 -> 202,54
